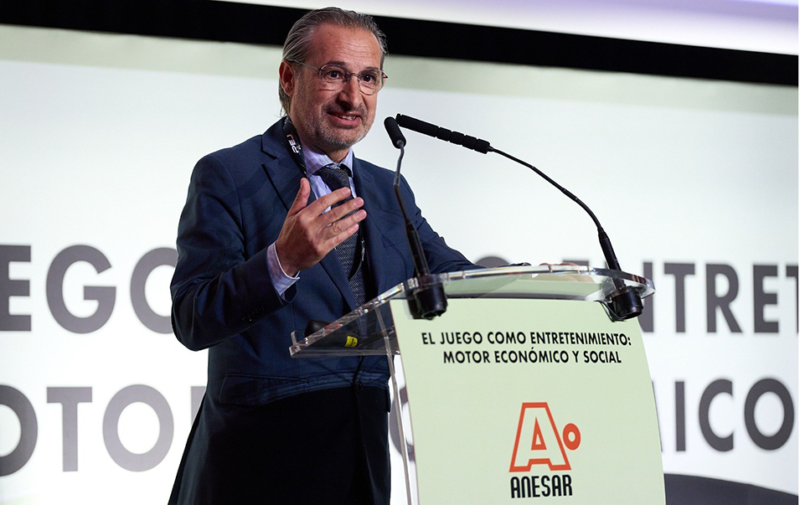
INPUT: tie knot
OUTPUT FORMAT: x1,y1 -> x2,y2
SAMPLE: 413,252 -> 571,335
317,164 -> 352,191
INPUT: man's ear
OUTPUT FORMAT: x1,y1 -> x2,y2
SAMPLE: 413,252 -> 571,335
279,61 -> 295,98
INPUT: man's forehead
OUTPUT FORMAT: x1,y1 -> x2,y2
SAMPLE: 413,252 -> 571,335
306,24 -> 382,66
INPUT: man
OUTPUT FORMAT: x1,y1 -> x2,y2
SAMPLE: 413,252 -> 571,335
169,7 -> 474,505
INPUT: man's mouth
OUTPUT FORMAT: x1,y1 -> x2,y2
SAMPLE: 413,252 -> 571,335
328,110 -> 363,124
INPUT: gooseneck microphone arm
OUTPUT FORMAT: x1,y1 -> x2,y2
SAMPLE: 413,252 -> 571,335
385,119 -> 431,277
489,148 -> 621,271
394,113 -> 640,320
384,117 -> 447,320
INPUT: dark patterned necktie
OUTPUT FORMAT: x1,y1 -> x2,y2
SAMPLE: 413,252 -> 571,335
315,164 -> 367,309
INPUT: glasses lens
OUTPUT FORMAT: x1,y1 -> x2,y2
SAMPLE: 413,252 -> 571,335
358,70 -> 382,94
319,65 -> 346,85
316,65 -> 385,94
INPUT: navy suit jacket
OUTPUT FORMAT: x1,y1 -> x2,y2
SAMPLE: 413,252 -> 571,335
171,119 -> 473,405
169,119 -> 474,503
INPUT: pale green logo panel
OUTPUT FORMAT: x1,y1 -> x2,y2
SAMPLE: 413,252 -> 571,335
390,298 -> 664,504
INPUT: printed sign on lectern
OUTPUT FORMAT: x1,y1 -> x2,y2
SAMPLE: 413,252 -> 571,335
390,298 -> 664,504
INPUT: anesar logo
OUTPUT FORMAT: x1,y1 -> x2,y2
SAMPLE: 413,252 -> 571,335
509,402 -> 580,499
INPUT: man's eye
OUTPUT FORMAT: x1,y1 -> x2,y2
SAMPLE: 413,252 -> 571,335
360,72 -> 378,84
323,68 -> 344,80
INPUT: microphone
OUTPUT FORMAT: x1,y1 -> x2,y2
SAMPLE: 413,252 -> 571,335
393,114 -> 643,321
384,117 -> 447,320
396,114 -> 491,153
384,116 -> 406,148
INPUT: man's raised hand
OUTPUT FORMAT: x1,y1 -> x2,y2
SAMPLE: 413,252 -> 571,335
274,178 -> 366,277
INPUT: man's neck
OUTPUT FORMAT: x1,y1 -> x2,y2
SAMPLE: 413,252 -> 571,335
293,132 -> 355,176
291,122 -> 350,163
302,140 -> 350,164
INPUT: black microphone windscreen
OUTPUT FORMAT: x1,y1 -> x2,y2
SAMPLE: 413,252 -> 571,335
396,113 -> 492,154
396,114 -> 439,138
384,117 -> 406,149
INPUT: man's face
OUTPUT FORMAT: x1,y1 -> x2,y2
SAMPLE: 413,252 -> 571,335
280,23 -> 382,162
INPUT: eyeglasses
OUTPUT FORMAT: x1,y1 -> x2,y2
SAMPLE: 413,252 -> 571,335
287,60 -> 387,95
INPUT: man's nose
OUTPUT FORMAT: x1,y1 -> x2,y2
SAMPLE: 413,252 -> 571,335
338,75 -> 363,105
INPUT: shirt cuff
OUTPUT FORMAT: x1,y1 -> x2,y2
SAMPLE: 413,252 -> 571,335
267,242 -> 299,297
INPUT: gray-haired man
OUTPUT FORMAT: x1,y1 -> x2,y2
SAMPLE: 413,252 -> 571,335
169,7 -> 473,504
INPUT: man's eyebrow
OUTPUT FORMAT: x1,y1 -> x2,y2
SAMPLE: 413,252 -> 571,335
322,60 -> 381,71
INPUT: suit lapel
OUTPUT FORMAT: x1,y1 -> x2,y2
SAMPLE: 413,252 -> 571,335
353,159 -> 388,297
319,248 -> 356,311
261,128 -> 308,210
261,125 -> 356,311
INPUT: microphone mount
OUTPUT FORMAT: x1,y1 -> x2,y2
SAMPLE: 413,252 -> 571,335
384,117 -> 448,320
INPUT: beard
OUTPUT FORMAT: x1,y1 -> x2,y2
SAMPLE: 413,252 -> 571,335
299,101 -> 374,156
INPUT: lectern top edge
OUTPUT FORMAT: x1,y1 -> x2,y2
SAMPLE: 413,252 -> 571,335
289,266 -> 654,357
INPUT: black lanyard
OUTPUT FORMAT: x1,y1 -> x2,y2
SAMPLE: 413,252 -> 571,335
282,116 -> 308,175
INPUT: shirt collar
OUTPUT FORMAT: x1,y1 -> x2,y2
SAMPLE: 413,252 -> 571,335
302,143 -> 355,176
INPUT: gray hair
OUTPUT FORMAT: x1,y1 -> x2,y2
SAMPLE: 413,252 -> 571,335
279,7 -> 388,114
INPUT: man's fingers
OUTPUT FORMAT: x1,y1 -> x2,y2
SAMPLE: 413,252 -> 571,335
287,178 -> 311,217
328,209 -> 366,233
318,207 -> 366,248
309,186 -> 353,214
324,222 -> 361,250
321,197 -> 364,225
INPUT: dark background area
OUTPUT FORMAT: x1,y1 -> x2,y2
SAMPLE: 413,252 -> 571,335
0,0 -> 797,86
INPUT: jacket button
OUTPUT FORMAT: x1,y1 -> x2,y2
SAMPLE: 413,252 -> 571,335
356,381 -> 363,392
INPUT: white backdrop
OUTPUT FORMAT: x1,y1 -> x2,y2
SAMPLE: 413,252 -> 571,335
0,24 -> 797,503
